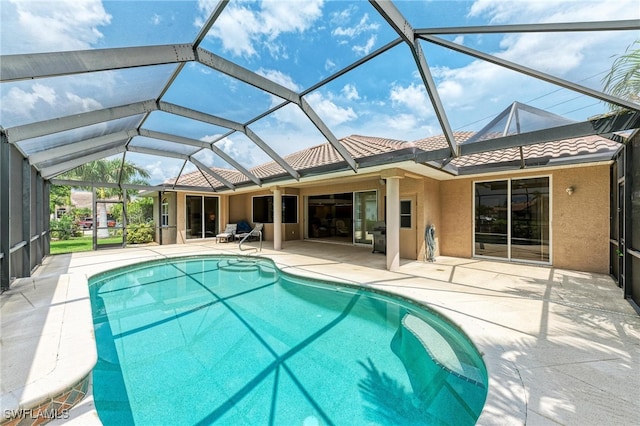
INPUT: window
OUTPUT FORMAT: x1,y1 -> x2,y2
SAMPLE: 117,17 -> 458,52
161,198 -> 169,227
253,195 -> 298,223
283,195 -> 298,223
400,200 -> 411,228
253,196 -> 273,223
474,177 -> 550,263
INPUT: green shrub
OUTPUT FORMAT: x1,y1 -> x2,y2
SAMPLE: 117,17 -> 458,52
127,222 -> 155,244
50,214 -> 81,240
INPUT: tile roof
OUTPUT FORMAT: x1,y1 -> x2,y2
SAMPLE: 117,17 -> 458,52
452,134 -> 620,168
168,132 -> 620,188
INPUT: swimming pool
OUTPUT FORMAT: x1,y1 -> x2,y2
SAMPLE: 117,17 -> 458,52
89,256 -> 487,425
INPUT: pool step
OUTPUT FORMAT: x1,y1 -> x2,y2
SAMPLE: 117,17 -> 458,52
218,259 -> 276,279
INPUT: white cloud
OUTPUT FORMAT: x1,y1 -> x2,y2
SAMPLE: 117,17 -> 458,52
331,13 -> 379,38
201,0 -> 323,58
330,4 -> 357,26
325,58 -> 337,72
1,84 -> 56,118
353,35 -> 376,56
430,0 -> 640,127
384,113 -> 419,132
342,84 -> 360,101
389,83 -> 432,118
256,69 -> 301,92
4,0 -> 111,54
65,92 -> 103,112
151,14 -> 162,25
145,160 -> 183,184
306,92 -> 357,126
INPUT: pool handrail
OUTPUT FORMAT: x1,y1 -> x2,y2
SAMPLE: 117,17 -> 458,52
238,224 -> 263,252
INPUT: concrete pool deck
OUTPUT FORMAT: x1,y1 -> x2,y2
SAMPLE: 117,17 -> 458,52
1,240 -> 639,425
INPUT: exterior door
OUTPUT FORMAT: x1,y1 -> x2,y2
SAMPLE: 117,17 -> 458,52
354,191 -> 377,245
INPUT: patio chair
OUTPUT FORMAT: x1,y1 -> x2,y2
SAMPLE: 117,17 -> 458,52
216,224 -> 237,243
237,223 -> 263,242
335,219 -> 349,236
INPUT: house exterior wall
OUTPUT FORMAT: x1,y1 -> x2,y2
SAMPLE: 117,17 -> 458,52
438,164 -> 610,274
160,163 -> 610,273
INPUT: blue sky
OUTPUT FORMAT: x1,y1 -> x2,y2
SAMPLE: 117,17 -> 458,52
1,0 -> 639,184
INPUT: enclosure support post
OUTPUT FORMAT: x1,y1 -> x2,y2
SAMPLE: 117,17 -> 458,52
272,187 -> 282,251
22,158 -> 31,276
1,134 -> 10,291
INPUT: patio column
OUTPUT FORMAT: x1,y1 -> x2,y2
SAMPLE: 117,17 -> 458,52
272,186 -> 282,250
382,170 -> 404,271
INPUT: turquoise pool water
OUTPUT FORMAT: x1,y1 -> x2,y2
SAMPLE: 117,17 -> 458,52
89,256 -> 487,425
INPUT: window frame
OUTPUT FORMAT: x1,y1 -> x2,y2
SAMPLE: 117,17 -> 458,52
161,198 -> 169,227
400,199 -> 412,229
252,195 -> 298,224
472,175 -> 552,265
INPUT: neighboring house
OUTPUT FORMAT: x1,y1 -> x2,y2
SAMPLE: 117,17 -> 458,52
150,103 -> 622,274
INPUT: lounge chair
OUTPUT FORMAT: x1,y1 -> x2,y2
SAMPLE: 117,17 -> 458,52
216,224 -> 237,243
237,223 -> 263,242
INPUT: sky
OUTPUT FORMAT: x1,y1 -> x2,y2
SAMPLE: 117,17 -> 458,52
1,0 -> 639,185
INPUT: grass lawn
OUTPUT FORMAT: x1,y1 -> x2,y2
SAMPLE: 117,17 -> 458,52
50,236 -> 124,254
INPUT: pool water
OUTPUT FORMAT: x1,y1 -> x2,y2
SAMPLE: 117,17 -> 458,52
89,256 -> 487,425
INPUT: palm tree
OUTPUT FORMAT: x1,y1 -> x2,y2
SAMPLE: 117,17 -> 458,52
60,159 -> 150,237
602,40 -> 640,111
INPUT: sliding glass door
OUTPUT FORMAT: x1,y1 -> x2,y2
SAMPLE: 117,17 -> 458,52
474,177 -> 550,263
186,195 -> 218,239
354,190 -> 377,245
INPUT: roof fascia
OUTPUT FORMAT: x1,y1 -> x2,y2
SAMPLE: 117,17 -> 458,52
460,110 -> 640,156
455,152 -> 617,176
1,44 -> 195,82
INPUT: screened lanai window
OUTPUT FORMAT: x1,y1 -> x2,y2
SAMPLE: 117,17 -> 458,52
474,177 -> 550,263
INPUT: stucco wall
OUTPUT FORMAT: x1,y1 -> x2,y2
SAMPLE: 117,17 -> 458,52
162,163 -> 611,273
438,164 -> 611,273
552,165 -> 610,273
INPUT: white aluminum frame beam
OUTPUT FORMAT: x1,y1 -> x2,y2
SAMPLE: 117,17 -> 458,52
1,44 -> 195,82
127,146 -> 235,190
29,131 -> 133,166
370,0 -> 458,157
6,100 -> 157,143
244,127 -> 300,180
420,34 -> 640,112
196,47 -> 358,171
40,146 -> 127,179
138,128 -> 262,186
416,19 -> 640,35
159,101 -> 245,132
190,157 -> 235,190
196,48 -> 300,103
